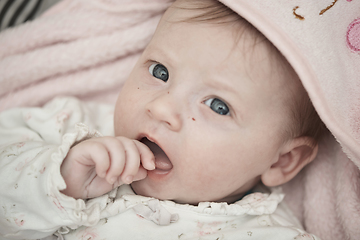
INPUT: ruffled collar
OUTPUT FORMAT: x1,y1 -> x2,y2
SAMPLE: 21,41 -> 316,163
112,184 -> 285,217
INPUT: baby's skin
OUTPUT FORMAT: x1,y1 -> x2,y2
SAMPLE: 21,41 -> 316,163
60,0 -> 318,205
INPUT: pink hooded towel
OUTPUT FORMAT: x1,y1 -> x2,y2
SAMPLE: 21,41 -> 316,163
0,0 -> 359,239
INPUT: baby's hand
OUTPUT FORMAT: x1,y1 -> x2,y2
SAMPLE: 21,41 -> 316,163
60,136 -> 155,199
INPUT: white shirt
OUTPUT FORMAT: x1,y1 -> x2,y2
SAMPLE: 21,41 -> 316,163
0,97 -> 320,240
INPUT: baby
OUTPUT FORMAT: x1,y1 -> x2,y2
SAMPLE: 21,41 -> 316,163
61,0 -> 324,204
0,0 -> 324,239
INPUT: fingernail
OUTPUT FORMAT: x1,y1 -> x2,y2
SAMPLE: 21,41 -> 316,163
125,176 -> 133,184
150,157 -> 156,170
110,177 -> 117,184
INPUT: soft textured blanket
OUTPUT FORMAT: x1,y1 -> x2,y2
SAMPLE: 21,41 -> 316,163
0,0 -> 359,239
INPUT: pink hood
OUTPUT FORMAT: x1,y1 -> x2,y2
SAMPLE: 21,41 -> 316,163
219,1 -> 360,239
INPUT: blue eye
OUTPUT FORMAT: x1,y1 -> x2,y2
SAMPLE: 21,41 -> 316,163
149,63 -> 169,82
204,98 -> 230,116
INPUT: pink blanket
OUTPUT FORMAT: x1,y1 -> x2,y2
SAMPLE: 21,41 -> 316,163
1,0 -> 359,239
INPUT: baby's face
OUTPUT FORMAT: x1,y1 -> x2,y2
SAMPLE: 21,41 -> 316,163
114,3 -> 292,204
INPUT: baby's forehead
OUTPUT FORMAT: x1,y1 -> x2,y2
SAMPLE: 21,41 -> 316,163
165,2 -> 280,63
157,1 -> 297,89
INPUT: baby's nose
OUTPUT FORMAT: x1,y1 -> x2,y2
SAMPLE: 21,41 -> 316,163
145,93 -> 182,131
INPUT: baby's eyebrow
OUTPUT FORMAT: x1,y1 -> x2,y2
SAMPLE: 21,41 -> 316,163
145,44 -> 176,66
205,75 -> 239,95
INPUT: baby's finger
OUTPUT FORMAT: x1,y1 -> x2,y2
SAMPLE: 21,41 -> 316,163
133,165 -> 148,182
113,166 -> 147,187
83,142 -> 111,179
133,140 -> 156,171
117,138 -> 143,184
95,138 -> 126,185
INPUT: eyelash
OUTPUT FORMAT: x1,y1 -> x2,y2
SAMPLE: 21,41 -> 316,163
204,98 -> 231,116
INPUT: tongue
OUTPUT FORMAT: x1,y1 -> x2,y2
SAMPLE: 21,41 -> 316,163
141,138 -> 173,171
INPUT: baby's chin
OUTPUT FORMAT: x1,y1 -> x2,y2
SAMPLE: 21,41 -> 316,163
130,180 -> 161,199
130,181 -> 192,204
130,181 -> 237,205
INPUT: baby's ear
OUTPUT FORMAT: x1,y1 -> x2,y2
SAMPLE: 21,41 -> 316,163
261,137 -> 318,187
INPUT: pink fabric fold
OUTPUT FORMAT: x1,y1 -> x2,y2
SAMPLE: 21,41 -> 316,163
0,0 -> 171,110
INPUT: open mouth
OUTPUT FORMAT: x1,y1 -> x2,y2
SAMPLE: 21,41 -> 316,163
140,137 -> 173,172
